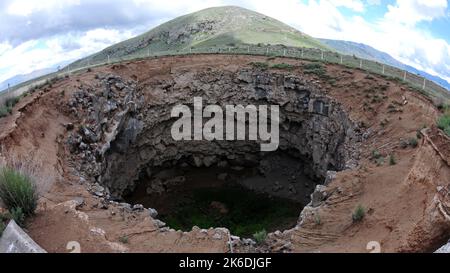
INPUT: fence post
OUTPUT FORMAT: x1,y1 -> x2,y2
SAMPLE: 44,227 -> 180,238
382,65 -> 385,75
247,46 -> 250,53
340,55 -> 343,64
148,48 -> 150,57
321,50 -> 324,60
283,49 -> 286,56
422,78 -> 426,90
359,59 -> 362,69
403,71 -> 406,81
107,55 -> 110,64
266,48 -> 269,55
301,48 -> 304,58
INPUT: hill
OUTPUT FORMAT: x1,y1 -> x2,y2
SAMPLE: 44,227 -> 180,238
0,67 -> 56,93
70,6 -> 329,68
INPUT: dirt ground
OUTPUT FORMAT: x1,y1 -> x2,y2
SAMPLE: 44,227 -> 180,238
1,54 -> 449,253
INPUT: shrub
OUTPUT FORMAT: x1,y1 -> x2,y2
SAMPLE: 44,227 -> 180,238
0,106 -> 10,118
0,167 -> 38,216
271,63 -> 294,70
416,130 -> 422,139
445,127 -> 450,136
250,62 -> 269,70
303,62 -> 327,77
376,157 -> 384,166
437,114 -> 450,137
4,96 -> 19,108
352,205 -> 365,222
119,235 -> 129,244
253,229 -> 267,244
371,149 -> 382,159
314,214 -> 322,226
438,115 -> 450,129
389,154 -> 396,165
9,207 -> 25,227
0,95 -> 20,118
434,97 -> 447,110
303,63 -> 324,70
400,139 -> 409,149
408,137 -> 418,148
0,221 -> 5,237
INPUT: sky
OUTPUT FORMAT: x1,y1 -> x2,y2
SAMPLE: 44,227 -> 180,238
0,0 -> 449,84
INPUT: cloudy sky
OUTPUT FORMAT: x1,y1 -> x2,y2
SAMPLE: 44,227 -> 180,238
0,0 -> 449,84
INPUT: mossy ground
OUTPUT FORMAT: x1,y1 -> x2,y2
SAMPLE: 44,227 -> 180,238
162,185 -> 300,237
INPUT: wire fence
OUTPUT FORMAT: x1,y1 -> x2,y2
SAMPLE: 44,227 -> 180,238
2,44 -> 449,104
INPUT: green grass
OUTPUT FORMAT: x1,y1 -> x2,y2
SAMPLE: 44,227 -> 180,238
0,167 -> 38,216
162,186 -> 299,237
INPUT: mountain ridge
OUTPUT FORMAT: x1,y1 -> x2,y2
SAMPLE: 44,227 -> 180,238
319,38 -> 450,90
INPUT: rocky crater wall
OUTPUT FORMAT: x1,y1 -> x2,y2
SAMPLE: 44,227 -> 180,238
66,68 -> 361,199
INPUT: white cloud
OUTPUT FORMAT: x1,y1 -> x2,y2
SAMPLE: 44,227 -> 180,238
7,0 -> 81,16
366,0 -> 381,5
328,0 -> 365,12
0,27 -> 137,83
384,0 -> 448,26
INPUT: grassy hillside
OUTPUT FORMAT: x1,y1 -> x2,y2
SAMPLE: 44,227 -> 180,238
71,6 -> 329,68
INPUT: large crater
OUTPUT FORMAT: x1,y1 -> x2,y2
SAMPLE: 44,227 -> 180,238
68,66 -> 361,236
